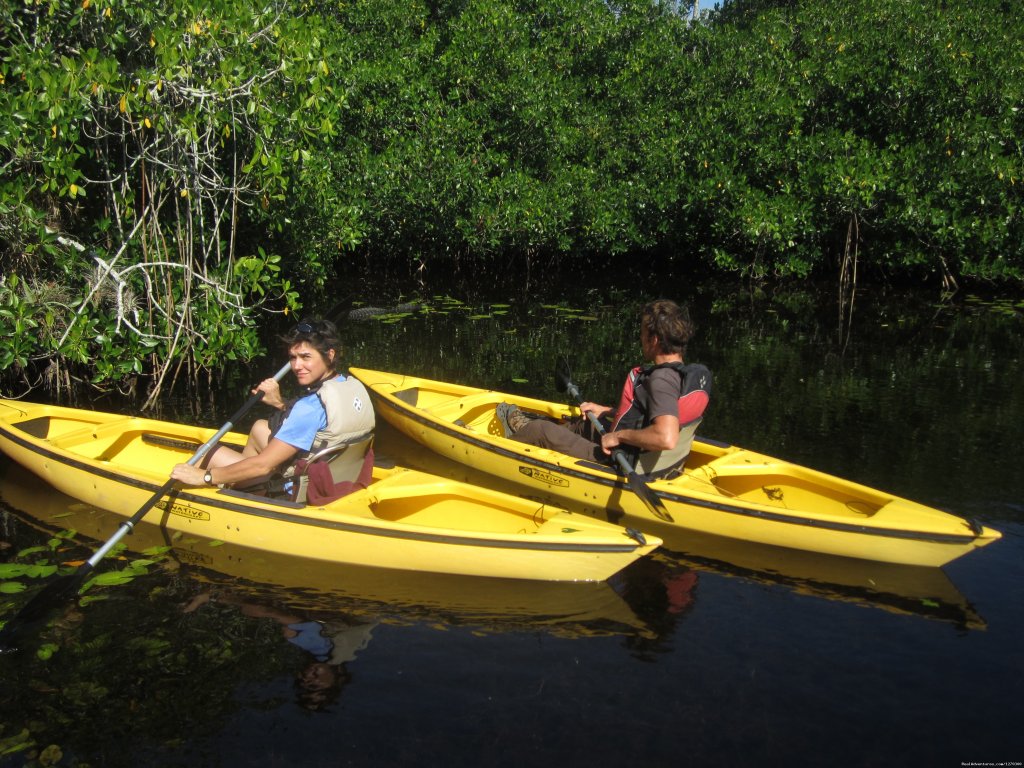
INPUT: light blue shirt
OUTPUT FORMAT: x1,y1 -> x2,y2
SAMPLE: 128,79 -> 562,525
286,621 -> 333,661
274,375 -> 346,451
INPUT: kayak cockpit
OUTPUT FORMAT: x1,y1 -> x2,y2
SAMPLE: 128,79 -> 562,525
683,452 -> 889,520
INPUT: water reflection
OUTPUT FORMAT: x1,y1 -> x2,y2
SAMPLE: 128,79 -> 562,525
371,421 -> 985,631
0,460 -> 679,643
181,589 -> 375,711
664,529 -> 986,631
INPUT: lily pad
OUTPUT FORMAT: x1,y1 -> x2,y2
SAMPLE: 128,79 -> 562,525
89,571 -> 137,586
0,564 -> 31,578
36,643 -> 59,661
0,728 -> 33,757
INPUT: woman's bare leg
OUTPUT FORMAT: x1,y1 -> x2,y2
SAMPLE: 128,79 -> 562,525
243,419 -> 272,456
205,419 -> 271,468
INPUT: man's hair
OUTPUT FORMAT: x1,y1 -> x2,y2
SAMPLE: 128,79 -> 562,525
641,300 -> 695,356
280,318 -> 341,368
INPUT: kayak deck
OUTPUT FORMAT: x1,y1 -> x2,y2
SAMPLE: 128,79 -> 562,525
393,381 -> 890,520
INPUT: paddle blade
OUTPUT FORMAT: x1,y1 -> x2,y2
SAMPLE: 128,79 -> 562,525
0,566 -> 92,653
626,471 -> 674,523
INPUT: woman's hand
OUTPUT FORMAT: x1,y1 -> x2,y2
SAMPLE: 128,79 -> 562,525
171,463 -> 208,486
253,378 -> 285,410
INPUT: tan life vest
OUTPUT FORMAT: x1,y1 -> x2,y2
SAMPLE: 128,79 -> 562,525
310,376 -> 375,452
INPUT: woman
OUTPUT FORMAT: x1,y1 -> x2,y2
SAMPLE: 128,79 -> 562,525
171,319 -> 374,489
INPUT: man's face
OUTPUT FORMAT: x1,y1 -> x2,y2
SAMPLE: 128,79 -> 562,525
641,327 -> 659,361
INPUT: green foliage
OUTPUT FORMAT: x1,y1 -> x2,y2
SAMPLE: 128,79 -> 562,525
0,274 -> 39,369
0,0 -> 327,399
291,0 -> 1023,285
687,0 -> 1024,283
1,0 -> 1021,396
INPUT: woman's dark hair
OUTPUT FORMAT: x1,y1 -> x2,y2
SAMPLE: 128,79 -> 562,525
280,318 -> 341,368
641,300 -> 695,356
295,662 -> 351,712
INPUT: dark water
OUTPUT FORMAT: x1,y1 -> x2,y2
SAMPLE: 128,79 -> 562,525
1,284 -> 1022,767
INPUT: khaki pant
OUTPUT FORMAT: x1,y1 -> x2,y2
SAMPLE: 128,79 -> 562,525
511,416 -> 611,462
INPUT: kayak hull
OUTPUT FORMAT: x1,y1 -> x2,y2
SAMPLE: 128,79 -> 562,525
0,400 -> 658,582
348,368 -> 1001,568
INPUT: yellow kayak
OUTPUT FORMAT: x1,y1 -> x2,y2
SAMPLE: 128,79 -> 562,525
0,400 -> 659,582
0,466 -> 661,637
349,367 -> 1001,568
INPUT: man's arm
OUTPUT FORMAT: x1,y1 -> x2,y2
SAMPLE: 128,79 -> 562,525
600,413 -> 679,454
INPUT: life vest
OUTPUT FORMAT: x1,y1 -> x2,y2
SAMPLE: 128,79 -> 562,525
270,377 -> 374,448
269,375 -> 375,476
611,362 -> 712,477
309,377 -> 375,453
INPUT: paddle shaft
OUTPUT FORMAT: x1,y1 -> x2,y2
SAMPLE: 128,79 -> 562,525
562,376 -> 674,523
84,360 -> 293,568
563,381 -> 641,475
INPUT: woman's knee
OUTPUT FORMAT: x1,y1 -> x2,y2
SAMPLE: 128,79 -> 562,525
244,418 -> 272,456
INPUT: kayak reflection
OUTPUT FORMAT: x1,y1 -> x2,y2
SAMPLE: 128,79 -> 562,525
373,420 -> 985,631
0,461 -> 683,643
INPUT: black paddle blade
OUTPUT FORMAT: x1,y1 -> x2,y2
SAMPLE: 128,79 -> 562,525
0,566 -> 92,653
554,356 -> 572,393
626,471 -> 674,523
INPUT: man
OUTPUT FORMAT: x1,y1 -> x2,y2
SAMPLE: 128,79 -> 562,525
171,319 -> 374,489
498,299 -> 711,479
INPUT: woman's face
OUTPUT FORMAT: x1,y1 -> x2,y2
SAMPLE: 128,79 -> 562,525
299,661 -> 338,692
288,341 -> 335,387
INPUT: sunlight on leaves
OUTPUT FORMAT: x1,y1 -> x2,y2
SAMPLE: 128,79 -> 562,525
36,643 -> 59,661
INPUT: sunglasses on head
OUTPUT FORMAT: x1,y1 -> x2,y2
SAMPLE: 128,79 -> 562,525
296,321 -> 321,334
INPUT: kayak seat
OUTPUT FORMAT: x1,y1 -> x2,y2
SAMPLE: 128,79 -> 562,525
293,433 -> 375,504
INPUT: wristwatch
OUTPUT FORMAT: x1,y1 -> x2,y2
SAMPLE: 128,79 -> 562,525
203,470 -> 214,486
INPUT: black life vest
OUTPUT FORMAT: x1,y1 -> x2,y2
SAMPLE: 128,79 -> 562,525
611,362 -> 712,476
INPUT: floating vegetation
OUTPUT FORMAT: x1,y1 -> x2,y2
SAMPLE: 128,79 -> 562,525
0,533 -> 173,634
345,296 -> 604,325
376,312 -> 417,324
0,531 -> 77,604
0,729 -> 34,758
422,295 -> 470,316
540,303 -> 598,321
962,294 -> 1024,318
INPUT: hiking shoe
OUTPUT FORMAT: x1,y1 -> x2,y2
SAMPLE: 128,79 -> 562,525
496,403 -> 531,437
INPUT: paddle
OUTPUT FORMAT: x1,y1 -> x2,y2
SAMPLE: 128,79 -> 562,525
554,357 -> 674,523
0,360 -> 292,652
